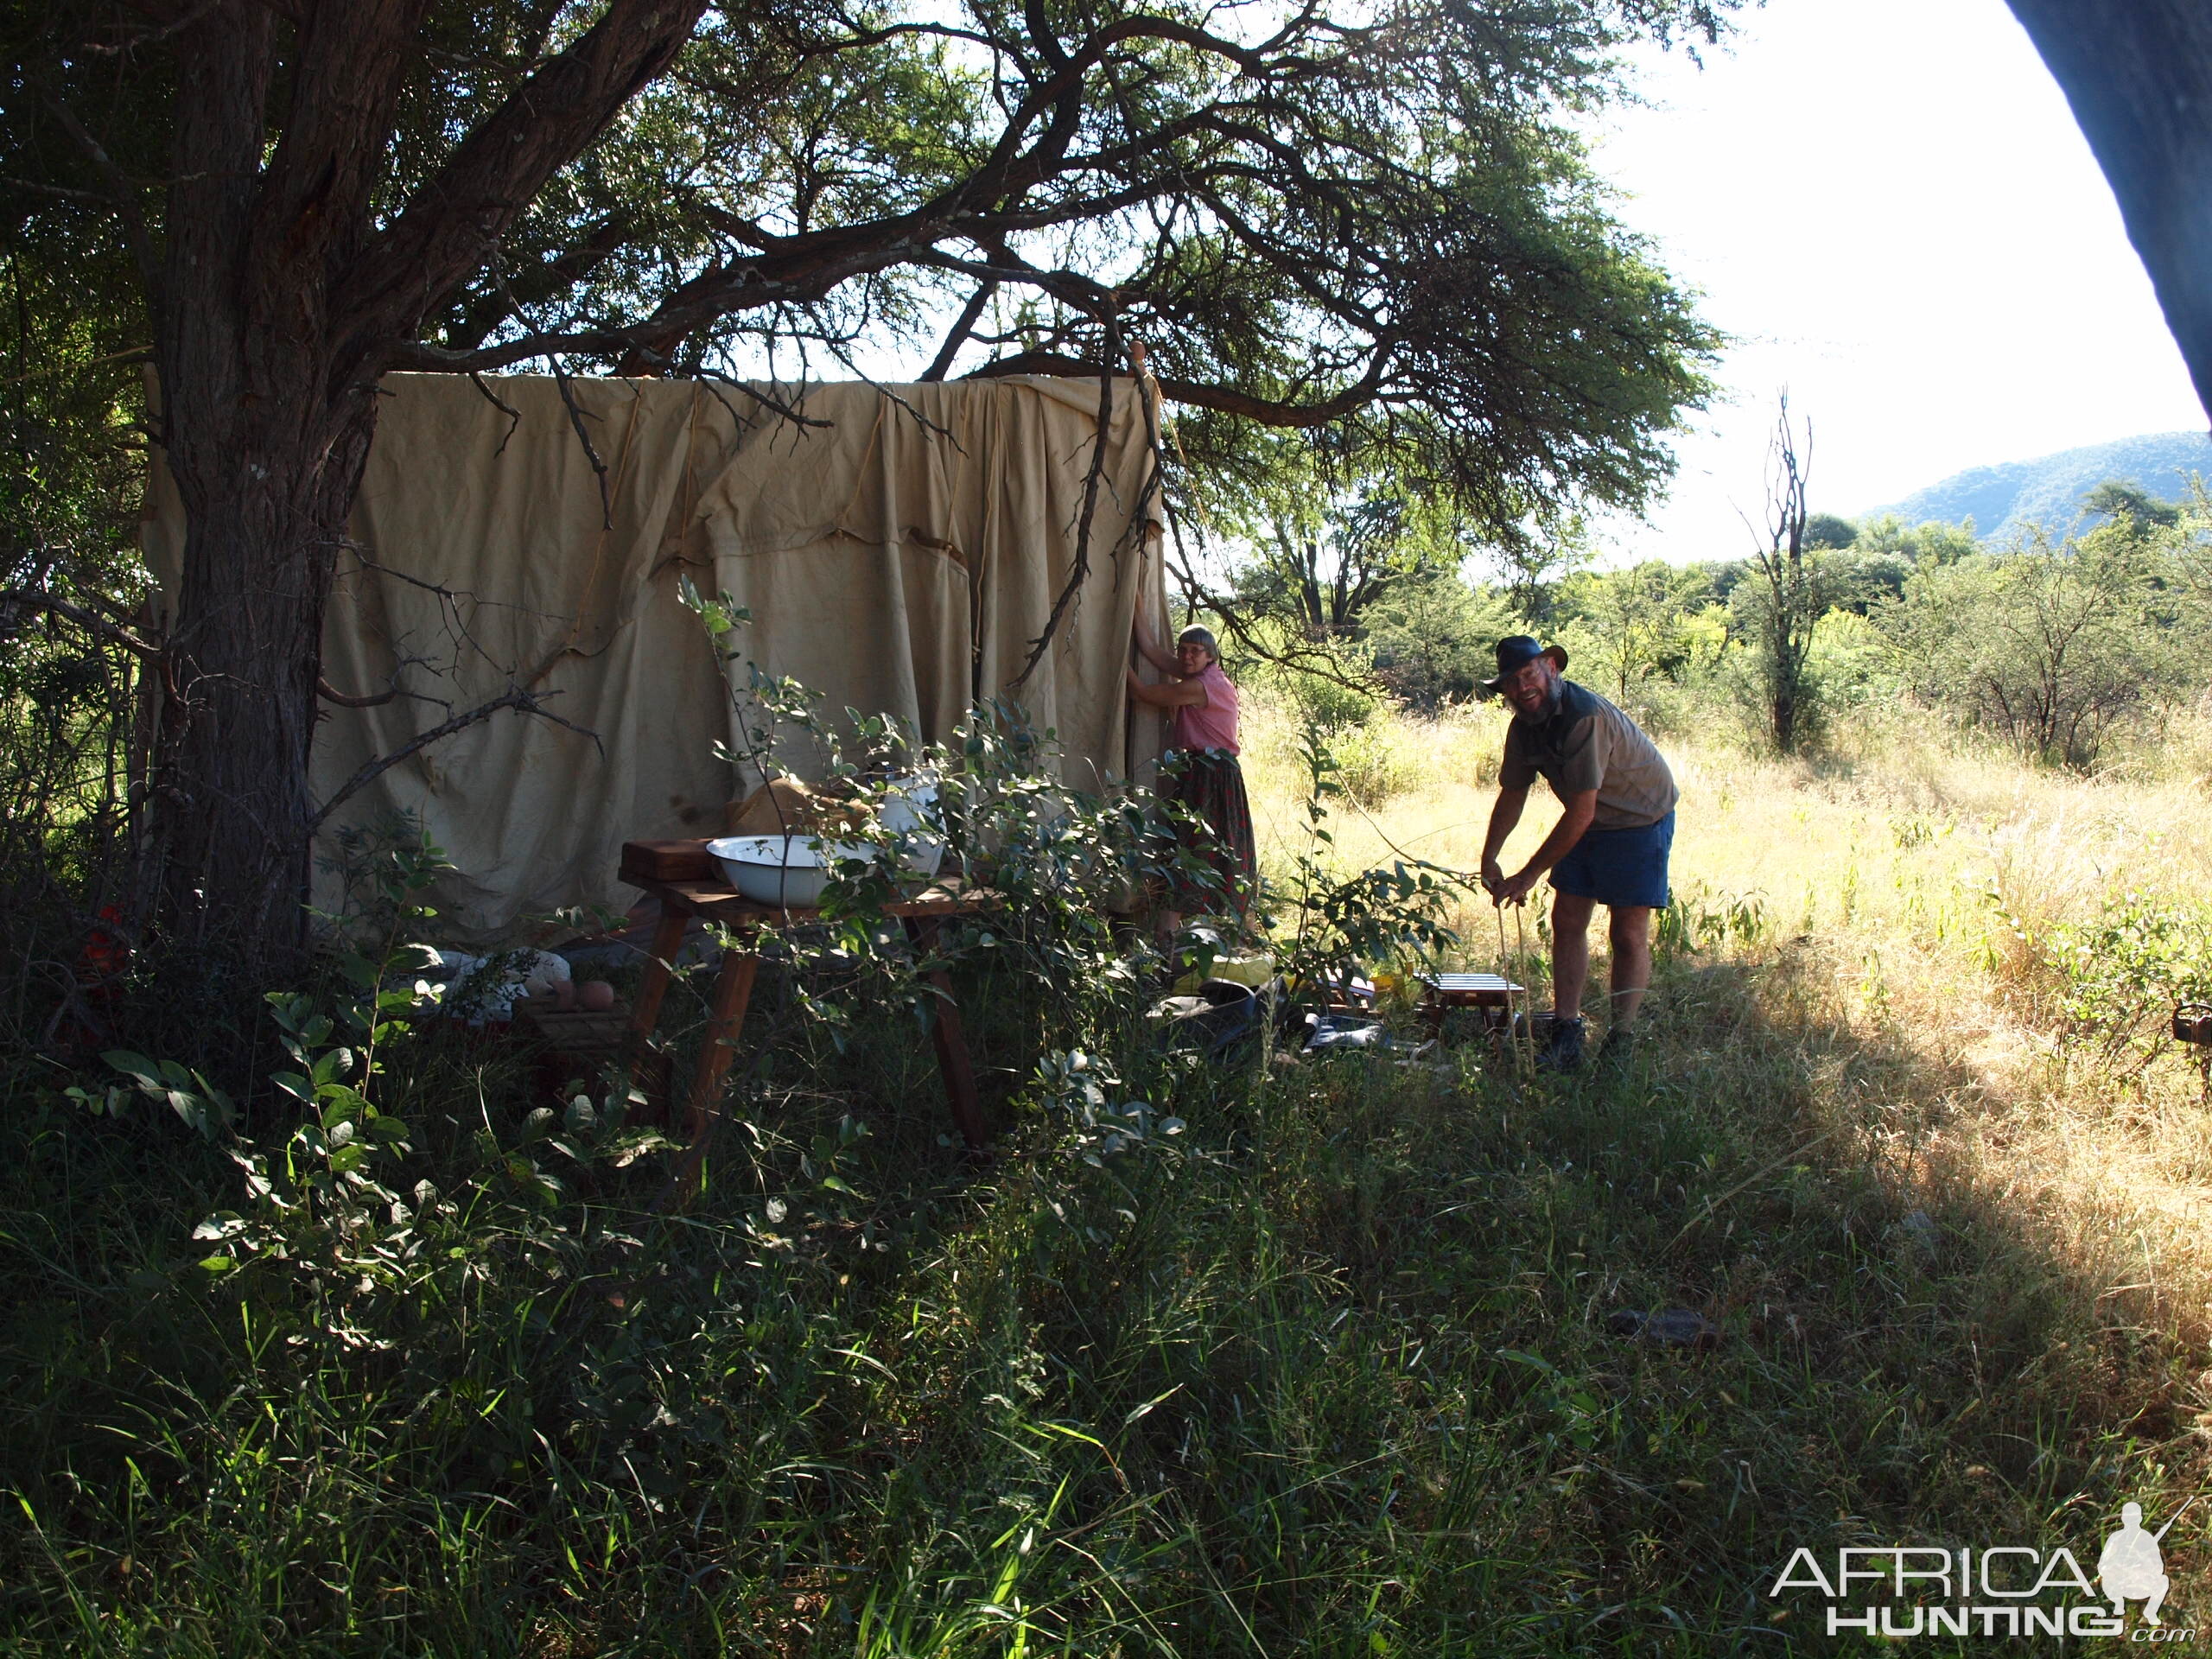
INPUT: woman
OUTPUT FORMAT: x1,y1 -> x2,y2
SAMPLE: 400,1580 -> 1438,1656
1126,604 -> 1257,936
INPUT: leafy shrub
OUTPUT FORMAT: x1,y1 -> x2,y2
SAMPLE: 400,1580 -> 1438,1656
1882,524 -> 2189,769
2037,891 -> 2212,1069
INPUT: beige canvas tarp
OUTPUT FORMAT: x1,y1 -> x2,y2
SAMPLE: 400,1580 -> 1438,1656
141,372 -> 1167,941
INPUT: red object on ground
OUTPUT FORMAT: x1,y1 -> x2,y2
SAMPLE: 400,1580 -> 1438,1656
77,905 -> 130,987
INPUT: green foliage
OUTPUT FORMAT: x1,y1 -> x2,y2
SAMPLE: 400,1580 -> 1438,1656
1030,1048 -> 1185,1175
1853,513 -> 1979,568
2038,891 -> 2212,1070
1364,569 -> 1515,709
1554,559 -> 1717,710
1271,721 -> 1467,993
1225,467 -> 1462,643
1882,521 -> 2189,768
1654,883 -> 1770,958
2082,478 -> 2182,535
1801,607 -> 1898,717
1802,512 -> 1859,550
5,874 -> 2196,1652
67,1050 -> 234,1141
1491,512 -> 1594,629
11,0 -> 1733,543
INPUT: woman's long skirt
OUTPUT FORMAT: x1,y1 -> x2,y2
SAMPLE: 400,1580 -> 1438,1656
1164,748 -> 1256,918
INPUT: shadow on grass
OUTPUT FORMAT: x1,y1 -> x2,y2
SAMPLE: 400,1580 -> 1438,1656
0,938 -> 2203,1655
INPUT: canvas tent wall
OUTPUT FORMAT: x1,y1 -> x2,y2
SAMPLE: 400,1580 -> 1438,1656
141,372 -> 1168,942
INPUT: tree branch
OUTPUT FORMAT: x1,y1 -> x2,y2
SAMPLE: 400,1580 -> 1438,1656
921,281 -> 998,382
337,0 -> 712,359
0,587 -> 165,658
963,348 -> 1395,428
308,685 -> 600,831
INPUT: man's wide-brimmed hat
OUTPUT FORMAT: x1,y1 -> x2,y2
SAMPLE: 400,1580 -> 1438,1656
1482,635 -> 1569,696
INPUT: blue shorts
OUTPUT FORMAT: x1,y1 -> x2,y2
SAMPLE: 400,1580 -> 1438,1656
1549,810 -> 1673,911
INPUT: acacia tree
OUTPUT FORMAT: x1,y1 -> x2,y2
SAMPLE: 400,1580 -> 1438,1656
1226,465 -> 1458,645
4,0 -> 1729,963
1885,524 -> 2179,769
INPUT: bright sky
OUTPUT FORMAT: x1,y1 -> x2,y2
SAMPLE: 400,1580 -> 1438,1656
1587,0 -> 2209,565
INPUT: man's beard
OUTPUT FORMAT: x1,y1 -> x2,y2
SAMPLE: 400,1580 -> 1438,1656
1515,679 -> 1564,721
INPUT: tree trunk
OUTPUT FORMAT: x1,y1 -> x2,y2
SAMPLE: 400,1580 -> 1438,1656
114,0 -> 712,969
154,393 -> 376,961
2005,0 -> 2212,423
148,4 -> 384,965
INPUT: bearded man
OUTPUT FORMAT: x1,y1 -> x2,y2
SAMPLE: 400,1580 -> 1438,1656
1478,636 -> 1678,1071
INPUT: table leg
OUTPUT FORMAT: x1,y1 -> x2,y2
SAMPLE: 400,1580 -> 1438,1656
906,916 -> 987,1152
656,944 -> 761,1212
617,907 -> 690,1123
626,908 -> 690,1041
683,947 -> 760,1141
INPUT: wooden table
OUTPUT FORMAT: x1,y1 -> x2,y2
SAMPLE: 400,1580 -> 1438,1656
617,841 -> 996,1199
1417,971 -> 1523,1037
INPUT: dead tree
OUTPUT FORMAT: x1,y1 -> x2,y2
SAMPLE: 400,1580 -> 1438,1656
1749,398 -> 1818,755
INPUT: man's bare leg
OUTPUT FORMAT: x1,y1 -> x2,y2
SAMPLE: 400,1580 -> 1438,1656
1606,904 -> 1654,1027
1548,891 -> 1596,1022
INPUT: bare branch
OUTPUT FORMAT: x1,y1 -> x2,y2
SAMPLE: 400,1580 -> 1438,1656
0,587 -> 165,658
468,371 -> 524,455
1014,307 -> 1120,687
964,347 -> 1395,428
921,282 -> 999,382
309,685 -> 600,831
315,675 -> 442,709
546,354 -> 614,529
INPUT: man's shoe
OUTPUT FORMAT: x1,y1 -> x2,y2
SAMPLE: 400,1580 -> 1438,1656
1599,1024 -> 1638,1063
1535,1016 -> 1586,1072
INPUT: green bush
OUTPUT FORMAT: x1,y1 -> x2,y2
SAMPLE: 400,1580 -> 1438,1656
2037,890 -> 2212,1070
1881,523 -> 2191,768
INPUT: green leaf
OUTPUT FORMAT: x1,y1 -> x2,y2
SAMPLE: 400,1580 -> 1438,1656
101,1050 -> 162,1089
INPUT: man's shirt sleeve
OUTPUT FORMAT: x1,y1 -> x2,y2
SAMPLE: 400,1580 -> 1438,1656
1498,724 -> 1535,790
1552,714 -> 1605,797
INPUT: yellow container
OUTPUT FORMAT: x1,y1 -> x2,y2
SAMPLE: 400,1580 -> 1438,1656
1172,953 -> 1273,994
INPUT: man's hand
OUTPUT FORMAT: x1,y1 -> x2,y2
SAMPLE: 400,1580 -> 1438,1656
1493,867 -> 1541,907
1478,855 -> 1504,897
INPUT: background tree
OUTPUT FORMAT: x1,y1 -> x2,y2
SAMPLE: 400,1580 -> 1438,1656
1230,484 -> 1452,644
1491,512 -> 1594,631
1741,397 -> 1821,753
1802,512 -> 1859,551
1363,569 -> 1515,711
1883,520 -> 2182,769
1554,559 -> 1713,707
2083,478 -> 2182,536
3,0 -> 1730,965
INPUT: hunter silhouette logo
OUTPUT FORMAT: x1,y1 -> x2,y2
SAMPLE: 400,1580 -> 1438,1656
2101,1500 -> 2190,1626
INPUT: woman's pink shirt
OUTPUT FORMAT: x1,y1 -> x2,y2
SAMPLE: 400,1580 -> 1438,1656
1172,664 -> 1240,754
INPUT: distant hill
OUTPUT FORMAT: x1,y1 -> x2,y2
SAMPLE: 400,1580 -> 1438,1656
1866,430 -> 2212,543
